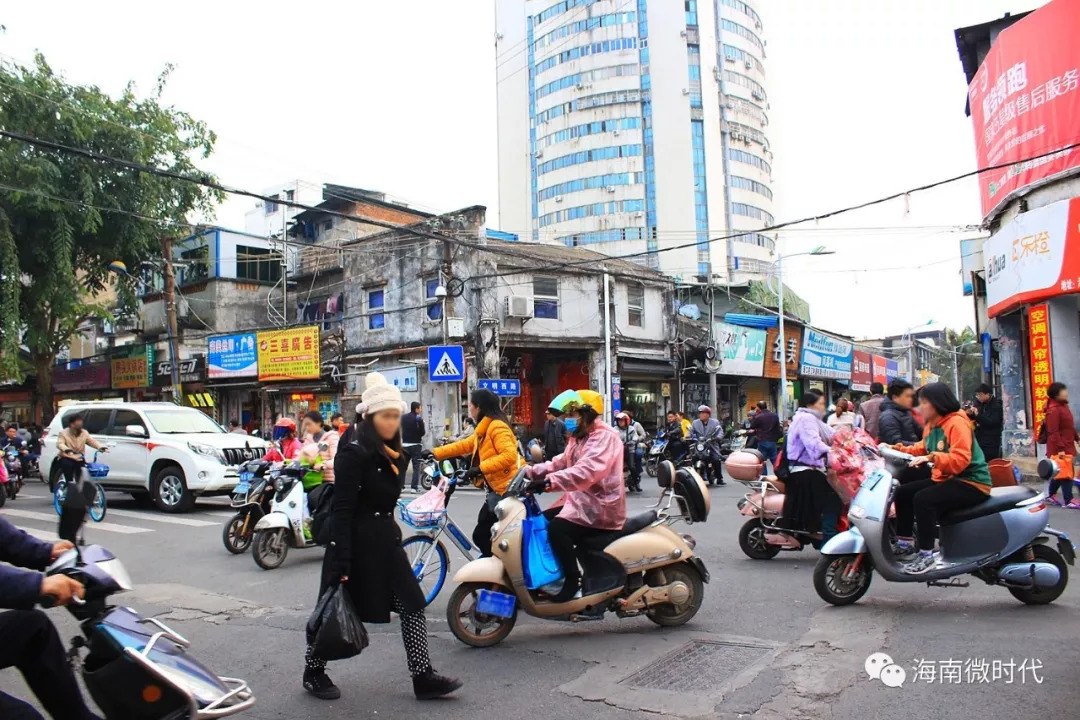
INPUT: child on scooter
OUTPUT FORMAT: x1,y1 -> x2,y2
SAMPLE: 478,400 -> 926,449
892,382 -> 992,573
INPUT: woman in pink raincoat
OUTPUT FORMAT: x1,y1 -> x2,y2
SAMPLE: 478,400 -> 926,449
526,389 -> 626,602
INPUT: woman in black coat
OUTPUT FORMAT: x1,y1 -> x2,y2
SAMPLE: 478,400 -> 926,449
303,372 -> 461,701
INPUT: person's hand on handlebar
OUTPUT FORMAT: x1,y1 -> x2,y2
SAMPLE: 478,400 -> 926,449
50,540 -> 75,561
40,575 -> 85,606
464,467 -> 483,483
908,455 -> 931,467
526,477 -> 549,495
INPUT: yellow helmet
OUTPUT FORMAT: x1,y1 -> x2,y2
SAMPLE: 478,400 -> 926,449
577,389 -> 604,416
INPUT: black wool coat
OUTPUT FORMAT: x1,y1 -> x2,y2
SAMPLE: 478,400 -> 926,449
320,438 -> 426,623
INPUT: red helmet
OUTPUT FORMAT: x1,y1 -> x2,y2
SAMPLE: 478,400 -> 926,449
274,417 -> 297,430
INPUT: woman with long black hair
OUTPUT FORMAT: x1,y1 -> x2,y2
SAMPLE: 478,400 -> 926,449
303,372 -> 461,701
892,382 -> 991,573
433,388 -> 522,556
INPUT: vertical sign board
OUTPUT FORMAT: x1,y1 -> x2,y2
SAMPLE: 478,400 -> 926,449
1027,304 -> 1053,433
871,355 -> 889,387
427,345 -> 465,383
851,350 -> 872,392
610,375 -> 621,415
981,332 -> 994,374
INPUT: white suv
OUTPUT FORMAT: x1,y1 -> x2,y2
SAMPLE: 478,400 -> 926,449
41,402 -> 267,513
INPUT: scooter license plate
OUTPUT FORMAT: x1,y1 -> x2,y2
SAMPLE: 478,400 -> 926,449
235,473 -> 252,494
476,589 -> 516,618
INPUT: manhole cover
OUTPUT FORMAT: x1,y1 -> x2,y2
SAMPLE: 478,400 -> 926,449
619,640 -> 773,693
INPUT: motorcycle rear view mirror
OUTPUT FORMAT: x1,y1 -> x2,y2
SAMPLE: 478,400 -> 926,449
1037,458 -> 1059,481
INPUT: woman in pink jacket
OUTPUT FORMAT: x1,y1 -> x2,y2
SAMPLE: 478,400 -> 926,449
526,389 -> 626,602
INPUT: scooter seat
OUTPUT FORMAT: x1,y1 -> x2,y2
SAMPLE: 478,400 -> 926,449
578,510 -> 659,551
939,485 -> 1038,525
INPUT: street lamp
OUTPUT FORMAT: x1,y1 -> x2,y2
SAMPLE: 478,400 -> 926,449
949,339 -> 979,398
775,246 -> 834,420
900,320 -> 934,385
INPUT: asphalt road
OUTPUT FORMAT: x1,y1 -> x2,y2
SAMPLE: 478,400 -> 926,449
2,474 -> 1078,720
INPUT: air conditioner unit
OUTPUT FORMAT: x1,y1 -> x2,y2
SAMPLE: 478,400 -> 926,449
613,129 -> 620,136
555,195 -> 563,203
633,211 -> 644,218
606,186 -> 616,193
682,88 -> 691,95
504,295 -> 535,319
724,56 -> 735,64
576,83 -> 586,90
726,101 -> 735,109
535,149 -> 543,158
745,60 -> 752,70
680,29 -> 688,38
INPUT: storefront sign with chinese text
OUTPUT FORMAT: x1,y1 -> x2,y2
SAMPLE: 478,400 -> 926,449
111,345 -> 154,389
208,333 -> 258,379
763,326 -> 801,380
984,197 -> 1080,317
257,326 -> 321,382
53,363 -> 111,393
799,329 -> 854,380
851,350 -> 872,392
966,0 -> 1080,219
1027,304 -> 1053,432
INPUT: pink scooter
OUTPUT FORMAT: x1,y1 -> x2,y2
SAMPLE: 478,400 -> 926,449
727,449 -> 818,559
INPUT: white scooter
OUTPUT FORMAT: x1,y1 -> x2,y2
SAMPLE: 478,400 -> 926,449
814,447 -> 1075,606
251,462 -> 323,569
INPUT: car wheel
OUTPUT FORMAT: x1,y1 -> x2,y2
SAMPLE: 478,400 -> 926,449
151,465 -> 194,513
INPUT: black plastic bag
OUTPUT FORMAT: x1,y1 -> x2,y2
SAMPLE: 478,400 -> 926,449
306,584 -> 369,661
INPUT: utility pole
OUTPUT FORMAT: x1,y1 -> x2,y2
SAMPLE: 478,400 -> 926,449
160,236 -> 183,404
441,238 -> 455,439
708,284 -> 717,412
603,270 -> 612,418
281,205 -> 288,327
777,254 -> 787,421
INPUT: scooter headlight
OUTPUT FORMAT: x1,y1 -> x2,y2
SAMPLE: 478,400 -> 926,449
849,504 -> 866,520
274,477 -> 285,492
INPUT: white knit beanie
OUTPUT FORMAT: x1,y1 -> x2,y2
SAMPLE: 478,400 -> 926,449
361,372 -> 403,417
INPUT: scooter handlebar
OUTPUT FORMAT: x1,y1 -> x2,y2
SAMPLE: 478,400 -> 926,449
878,445 -> 916,463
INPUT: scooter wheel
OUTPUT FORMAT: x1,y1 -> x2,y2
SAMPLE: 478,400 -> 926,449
446,582 -> 517,647
223,512 -> 255,554
738,519 -> 781,560
645,562 -> 705,627
252,528 -> 289,570
1007,544 -> 1068,605
813,554 -> 872,606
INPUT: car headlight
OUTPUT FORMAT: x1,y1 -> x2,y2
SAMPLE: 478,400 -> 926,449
188,442 -> 225,464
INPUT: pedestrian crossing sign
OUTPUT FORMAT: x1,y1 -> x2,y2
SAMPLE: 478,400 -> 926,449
427,345 -> 465,383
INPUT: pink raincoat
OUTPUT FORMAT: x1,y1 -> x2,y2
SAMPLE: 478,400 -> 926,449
528,419 -> 626,530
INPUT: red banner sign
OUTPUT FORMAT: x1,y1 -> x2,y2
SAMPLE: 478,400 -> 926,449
967,0 -> 1080,220
871,355 -> 888,386
1028,303 -> 1053,431
851,350 -> 872,392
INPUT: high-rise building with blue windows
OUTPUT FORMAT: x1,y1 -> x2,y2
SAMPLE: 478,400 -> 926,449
496,0 -> 775,282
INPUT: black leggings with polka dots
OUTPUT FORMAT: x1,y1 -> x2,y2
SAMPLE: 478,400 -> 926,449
306,594 -> 431,676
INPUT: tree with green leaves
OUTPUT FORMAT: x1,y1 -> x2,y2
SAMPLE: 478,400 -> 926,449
928,327 -> 984,400
0,53 -> 221,417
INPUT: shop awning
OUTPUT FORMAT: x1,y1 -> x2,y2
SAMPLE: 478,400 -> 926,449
619,358 -> 676,378
723,313 -> 778,329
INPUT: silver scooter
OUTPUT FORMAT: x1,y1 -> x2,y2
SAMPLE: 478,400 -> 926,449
814,447 -> 1075,606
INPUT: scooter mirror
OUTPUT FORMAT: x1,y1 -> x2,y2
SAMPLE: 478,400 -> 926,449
1037,458 -> 1059,481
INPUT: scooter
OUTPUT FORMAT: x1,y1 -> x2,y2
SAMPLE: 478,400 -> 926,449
0,446 -> 22,504
728,449 -> 818,559
645,430 -> 682,477
688,436 -> 724,485
47,485 -> 255,718
251,462 -> 322,569
814,447 -> 1076,606
444,461 -> 711,647
222,458 -> 276,554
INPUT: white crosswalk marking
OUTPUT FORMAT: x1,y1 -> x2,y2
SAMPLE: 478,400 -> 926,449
105,508 -> 219,527
21,525 -> 57,542
1,508 -> 151,534
195,510 -> 238,519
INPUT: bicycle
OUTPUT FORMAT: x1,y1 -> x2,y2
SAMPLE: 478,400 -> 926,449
398,459 -> 481,605
53,451 -> 108,522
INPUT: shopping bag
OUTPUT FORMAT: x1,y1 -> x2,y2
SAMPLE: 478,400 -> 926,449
521,496 -> 564,590
306,584 -> 369,661
407,482 -> 447,516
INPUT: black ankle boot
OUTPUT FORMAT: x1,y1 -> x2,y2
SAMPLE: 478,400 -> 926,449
413,668 -> 462,700
304,667 -> 341,700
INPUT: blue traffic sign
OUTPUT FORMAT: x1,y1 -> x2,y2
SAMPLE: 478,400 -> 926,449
478,378 -> 521,397
428,345 -> 465,383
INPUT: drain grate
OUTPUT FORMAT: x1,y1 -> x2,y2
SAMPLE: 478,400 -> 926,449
619,640 -> 773,693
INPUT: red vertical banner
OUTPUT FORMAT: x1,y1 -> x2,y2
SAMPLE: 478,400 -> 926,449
1027,304 -> 1053,431
851,350 -> 872,392
871,355 -> 888,386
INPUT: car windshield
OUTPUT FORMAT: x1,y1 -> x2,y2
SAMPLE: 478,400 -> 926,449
144,409 -> 225,434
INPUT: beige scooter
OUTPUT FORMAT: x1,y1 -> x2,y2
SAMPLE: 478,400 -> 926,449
445,461 -> 711,647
